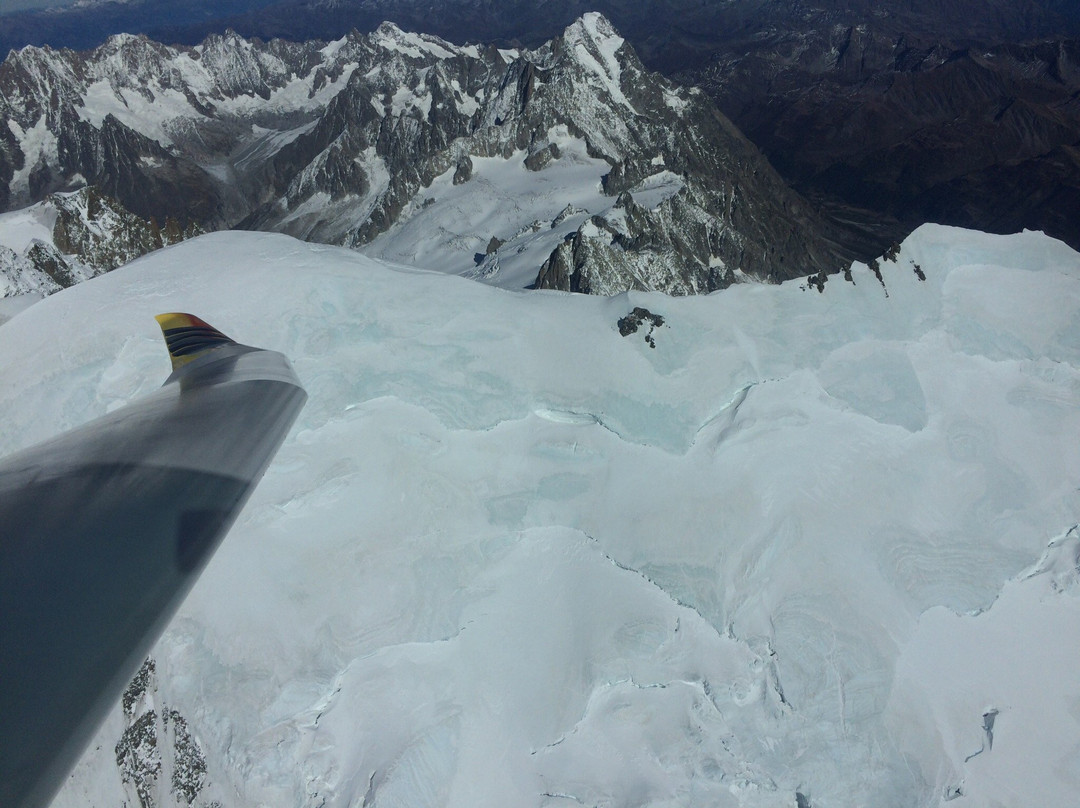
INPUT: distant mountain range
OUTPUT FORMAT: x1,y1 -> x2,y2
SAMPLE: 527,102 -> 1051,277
6,1 -> 1080,64
0,15 -> 849,296
2,1 -> 1079,289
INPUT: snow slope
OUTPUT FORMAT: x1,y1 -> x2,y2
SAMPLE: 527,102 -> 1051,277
360,131 -> 612,289
359,129 -> 688,291
0,224 -> 1077,807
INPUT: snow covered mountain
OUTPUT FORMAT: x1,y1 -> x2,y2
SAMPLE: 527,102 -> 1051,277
0,186 -> 198,298
0,29 -> 363,224
7,2 -> 1080,263
1,223 -> 1077,807
0,15 -> 846,294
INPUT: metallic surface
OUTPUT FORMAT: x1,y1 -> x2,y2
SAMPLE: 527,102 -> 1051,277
0,332 -> 306,808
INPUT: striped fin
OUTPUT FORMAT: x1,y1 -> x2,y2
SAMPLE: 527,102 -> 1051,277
155,313 -> 236,371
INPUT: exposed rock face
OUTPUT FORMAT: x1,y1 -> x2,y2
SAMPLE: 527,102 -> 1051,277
0,15 -> 846,294
247,13 -> 846,291
0,31 -> 362,229
617,306 -> 665,348
0,187 -> 199,297
25,241 -> 78,289
4,1 -> 1080,262
51,186 -> 200,272
114,658 -> 213,808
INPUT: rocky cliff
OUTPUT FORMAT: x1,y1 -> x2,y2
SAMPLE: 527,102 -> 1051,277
0,187 -> 199,297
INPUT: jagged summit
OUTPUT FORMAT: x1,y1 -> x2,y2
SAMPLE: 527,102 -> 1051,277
561,11 -> 627,64
370,20 -> 475,60
0,186 -> 199,297
0,14 -> 846,295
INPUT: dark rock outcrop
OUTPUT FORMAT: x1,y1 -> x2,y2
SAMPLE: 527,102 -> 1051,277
114,658 -> 211,808
1,187 -> 199,297
680,19 -> 1080,255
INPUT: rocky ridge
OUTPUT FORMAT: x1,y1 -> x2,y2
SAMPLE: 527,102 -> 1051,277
5,2 -> 1080,263
251,13 -> 847,291
0,15 -> 846,294
0,30 -> 367,225
0,186 -> 198,297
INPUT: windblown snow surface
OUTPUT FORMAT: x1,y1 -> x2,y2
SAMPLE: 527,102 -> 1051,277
1,225 -> 1078,807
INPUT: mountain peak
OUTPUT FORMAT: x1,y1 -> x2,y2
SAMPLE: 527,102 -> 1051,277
553,12 -> 634,111
97,30 -> 156,55
370,20 -> 463,61
103,31 -> 144,46
566,11 -> 622,44
559,12 -> 627,61
0,18 -> 846,295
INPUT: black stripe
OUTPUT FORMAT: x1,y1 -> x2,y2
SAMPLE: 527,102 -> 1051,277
165,332 -> 230,347
163,326 -> 234,357
162,326 -> 229,339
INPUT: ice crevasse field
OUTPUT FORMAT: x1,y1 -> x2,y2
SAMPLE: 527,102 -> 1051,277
0,224 -> 1078,807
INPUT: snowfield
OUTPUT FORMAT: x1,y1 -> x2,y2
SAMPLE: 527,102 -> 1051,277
359,132 -> 613,289
1,224 -> 1078,807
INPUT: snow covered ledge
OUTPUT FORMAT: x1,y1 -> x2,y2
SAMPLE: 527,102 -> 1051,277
0,223 -> 1075,808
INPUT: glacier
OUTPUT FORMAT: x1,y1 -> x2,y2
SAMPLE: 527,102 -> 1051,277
0,223 -> 1078,807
